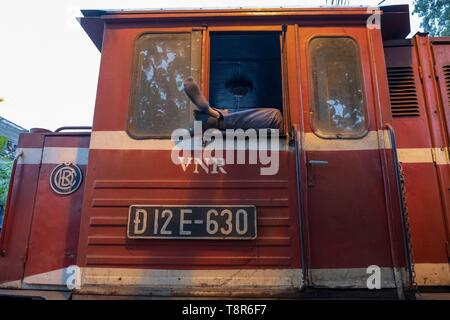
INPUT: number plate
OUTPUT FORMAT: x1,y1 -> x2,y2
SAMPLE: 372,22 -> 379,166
127,205 -> 257,240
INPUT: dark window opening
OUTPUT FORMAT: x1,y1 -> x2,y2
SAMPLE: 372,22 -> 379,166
209,32 -> 283,113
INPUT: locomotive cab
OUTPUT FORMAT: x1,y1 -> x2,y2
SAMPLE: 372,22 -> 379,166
73,6 -> 412,297
1,5 -> 429,299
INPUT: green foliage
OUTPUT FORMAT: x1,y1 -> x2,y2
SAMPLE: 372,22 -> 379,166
0,161 -> 12,206
414,0 -> 450,36
0,136 -> 7,150
0,136 -> 13,207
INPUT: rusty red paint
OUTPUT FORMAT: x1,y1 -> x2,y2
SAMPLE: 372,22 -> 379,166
1,6 -> 449,297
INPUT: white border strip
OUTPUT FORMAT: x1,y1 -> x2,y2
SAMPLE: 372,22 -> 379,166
17,267 -> 398,289
17,133 -> 450,165
303,130 -> 391,151
415,263 -> 450,286
310,267 -> 396,288
90,131 -> 288,151
42,147 -> 89,165
17,147 -> 89,165
16,148 -> 43,165
23,267 -> 72,286
397,148 -> 450,165
81,267 -> 302,289
8,264 -> 450,292
0,280 -> 22,289
90,131 -> 174,150
90,130 -> 391,151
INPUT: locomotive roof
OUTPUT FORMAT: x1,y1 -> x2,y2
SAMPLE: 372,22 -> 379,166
78,4 -> 410,51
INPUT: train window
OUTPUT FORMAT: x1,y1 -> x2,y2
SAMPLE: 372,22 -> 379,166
128,32 -> 202,138
209,32 -> 283,113
309,37 -> 367,138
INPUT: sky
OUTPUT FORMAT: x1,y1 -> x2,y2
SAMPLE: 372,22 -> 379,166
0,0 -> 421,131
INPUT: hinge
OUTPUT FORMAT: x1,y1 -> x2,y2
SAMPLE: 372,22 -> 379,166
431,148 -> 437,164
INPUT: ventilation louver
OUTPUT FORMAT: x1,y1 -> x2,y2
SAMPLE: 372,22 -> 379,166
443,65 -> 450,106
387,66 -> 420,117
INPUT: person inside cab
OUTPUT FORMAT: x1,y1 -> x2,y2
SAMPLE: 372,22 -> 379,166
183,77 -> 283,131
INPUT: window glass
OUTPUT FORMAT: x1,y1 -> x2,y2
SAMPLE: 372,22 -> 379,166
309,37 -> 367,138
128,32 -> 201,138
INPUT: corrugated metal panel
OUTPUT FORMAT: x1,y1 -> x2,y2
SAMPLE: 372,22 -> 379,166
78,150 -> 301,270
387,66 -> 420,117
443,65 -> 450,105
85,189 -> 296,267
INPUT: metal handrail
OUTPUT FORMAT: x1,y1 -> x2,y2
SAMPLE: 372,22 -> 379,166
293,124 -> 308,287
0,150 -> 23,257
55,126 -> 92,132
385,123 -> 414,292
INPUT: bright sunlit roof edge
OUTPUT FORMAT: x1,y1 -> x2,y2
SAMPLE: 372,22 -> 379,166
82,5 -> 386,12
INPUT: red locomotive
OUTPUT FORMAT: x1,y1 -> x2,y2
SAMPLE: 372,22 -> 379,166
0,5 -> 448,299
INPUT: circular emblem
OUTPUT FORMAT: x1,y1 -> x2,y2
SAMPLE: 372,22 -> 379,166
50,162 -> 83,195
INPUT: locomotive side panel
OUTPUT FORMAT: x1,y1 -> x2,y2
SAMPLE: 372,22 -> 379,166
384,39 -> 450,286
21,134 -> 89,288
0,133 -> 45,287
0,132 -> 90,290
431,38 -> 450,264
76,22 -> 303,297
297,26 -> 406,288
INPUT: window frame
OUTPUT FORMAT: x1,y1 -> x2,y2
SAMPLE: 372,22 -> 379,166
307,35 -> 369,140
126,30 -> 202,140
126,27 -> 290,140
205,27 -> 288,137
